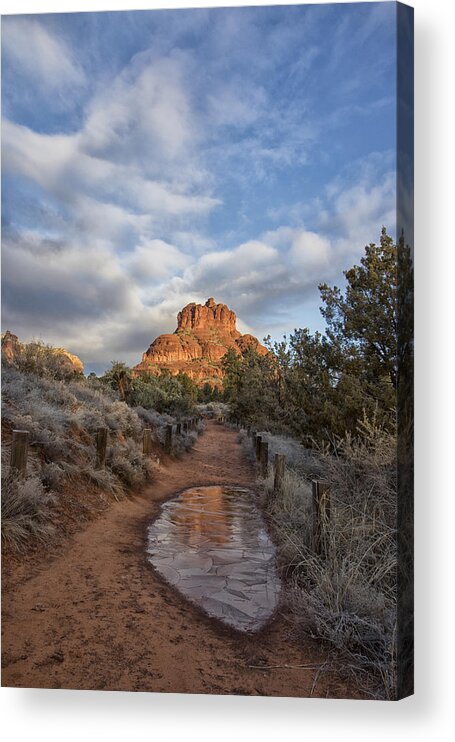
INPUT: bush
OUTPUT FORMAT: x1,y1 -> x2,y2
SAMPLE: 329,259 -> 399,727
1,366 -> 153,548
196,401 -> 230,419
3,338 -> 84,381
1,356 -> 205,551
123,370 -> 198,415
1,472 -> 57,551
246,418 -> 397,699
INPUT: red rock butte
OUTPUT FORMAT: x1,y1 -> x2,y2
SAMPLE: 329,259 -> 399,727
133,298 -> 268,387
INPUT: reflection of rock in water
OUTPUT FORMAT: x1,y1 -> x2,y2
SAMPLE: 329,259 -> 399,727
169,486 -> 236,547
146,486 -> 281,632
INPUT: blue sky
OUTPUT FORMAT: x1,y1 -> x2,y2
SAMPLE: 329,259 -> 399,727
1,2 -> 397,373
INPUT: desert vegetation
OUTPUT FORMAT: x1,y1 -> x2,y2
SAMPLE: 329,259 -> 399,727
1,229 -> 411,700
222,229 -> 405,442
239,420 -> 397,698
228,230 -> 412,699
1,342 -> 202,552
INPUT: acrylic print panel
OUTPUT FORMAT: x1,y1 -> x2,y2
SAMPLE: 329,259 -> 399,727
1,2 -> 413,700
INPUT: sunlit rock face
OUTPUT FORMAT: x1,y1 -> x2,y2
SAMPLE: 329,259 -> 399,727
1,330 -> 21,363
146,485 -> 281,632
1,330 -> 84,375
133,298 -> 268,387
177,297 -> 239,338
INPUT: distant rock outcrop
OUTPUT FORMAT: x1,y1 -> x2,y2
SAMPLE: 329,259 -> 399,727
1,330 -> 84,376
1,330 -> 21,364
133,298 -> 267,386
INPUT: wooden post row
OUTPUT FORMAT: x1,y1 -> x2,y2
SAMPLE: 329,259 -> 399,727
255,435 -> 262,462
312,480 -> 331,556
259,440 -> 269,478
164,424 -> 173,454
273,454 -> 286,495
95,427 -> 108,469
10,430 -> 29,478
143,428 -> 152,455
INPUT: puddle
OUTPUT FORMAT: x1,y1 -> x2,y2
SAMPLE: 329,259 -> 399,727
146,486 -> 281,632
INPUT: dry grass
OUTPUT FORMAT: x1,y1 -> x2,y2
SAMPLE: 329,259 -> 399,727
1,365 -> 202,550
241,418 -> 398,699
1,472 -> 57,552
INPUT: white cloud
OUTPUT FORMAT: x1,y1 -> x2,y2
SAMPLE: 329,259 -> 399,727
2,17 -> 84,91
1,9 -> 398,370
81,53 -> 194,167
207,82 -> 266,128
289,231 -> 331,274
1,120 -> 78,193
2,160 -> 394,368
125,239 -> 191,283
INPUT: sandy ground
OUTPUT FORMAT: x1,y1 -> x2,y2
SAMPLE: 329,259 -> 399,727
1,421 -> 360,698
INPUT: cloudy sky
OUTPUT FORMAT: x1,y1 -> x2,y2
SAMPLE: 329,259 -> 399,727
1,2 -> 397,373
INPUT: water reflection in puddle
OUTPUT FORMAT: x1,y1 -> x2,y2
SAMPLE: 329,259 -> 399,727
146,486 -> 281,632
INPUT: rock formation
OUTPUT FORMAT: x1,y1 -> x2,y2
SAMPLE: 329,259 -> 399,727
133,298 -> 267,386
1,330 -> 84,376
1,330 -> 21,364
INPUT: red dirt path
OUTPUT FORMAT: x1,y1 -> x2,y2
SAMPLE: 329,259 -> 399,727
1,421 -> 360,698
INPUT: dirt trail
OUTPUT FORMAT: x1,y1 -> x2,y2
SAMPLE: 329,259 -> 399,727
2,421 -> 358,697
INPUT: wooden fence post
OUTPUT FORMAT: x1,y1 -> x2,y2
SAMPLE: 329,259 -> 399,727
176,422 -> 182,435
273,453 -> 286,496
165,424 -> 173,454
312,480 -> 331,556
10,430 -> 29,478
255,435 -> 262,461
95,427 -> 108,469
143,428 -> 152,455
259,440 -> 269,478
183,421 -> 188,433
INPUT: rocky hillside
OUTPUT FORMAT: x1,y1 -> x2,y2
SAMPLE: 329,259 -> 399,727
2,331 -> 84,376
133,298 -> 267,386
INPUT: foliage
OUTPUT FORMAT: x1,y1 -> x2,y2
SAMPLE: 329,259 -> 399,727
222,346 -> 281,430
127,370 -> 198,415
1,360 -> 201,550
100,361 -> 132,401
319,227 -> 398,388
2,338 -> 83,381
1,472 -> 57,552
197,382 -> 223,403
196,401 -> 230,419
224,229 -> 401,444
242,417 -> 398,698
